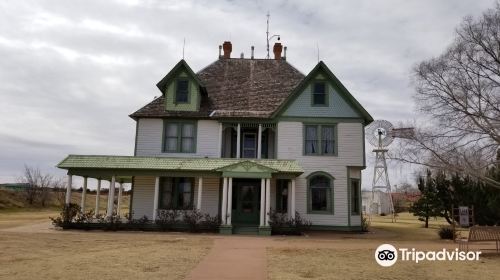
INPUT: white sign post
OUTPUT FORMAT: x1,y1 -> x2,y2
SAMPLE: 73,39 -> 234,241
459,206 -> 469,227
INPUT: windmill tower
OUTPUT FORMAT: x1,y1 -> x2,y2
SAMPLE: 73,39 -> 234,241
365,120 -> 414,222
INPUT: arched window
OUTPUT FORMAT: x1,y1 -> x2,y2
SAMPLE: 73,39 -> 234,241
307,173 -> 334,213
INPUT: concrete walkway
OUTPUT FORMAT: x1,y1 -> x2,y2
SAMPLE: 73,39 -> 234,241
186,236 -> 272,280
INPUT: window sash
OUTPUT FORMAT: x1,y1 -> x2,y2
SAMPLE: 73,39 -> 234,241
304,125 -> 335,155
159,177 -> 194,210
175,79 -> 189,103
308,175 -> 332,213
163,121 -> 196,153
312,82 -> 327,105
351,179 -> 360,215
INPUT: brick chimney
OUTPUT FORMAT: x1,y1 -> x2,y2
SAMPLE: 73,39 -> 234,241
273,42 -> 283,60
222,41 -> 232,59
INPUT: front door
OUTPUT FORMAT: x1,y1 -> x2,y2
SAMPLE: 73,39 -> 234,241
232,180 -> 261,225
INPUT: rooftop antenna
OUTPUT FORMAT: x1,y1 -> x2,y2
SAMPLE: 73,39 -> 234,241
316,42 -> 320,62
266,11 -> 280,59
182,38 -> 186,59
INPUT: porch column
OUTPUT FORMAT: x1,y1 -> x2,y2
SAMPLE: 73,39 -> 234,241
197,177 -> 203,211
291,178 -> 296,219
153,177 -> 160,221
227,178 -> 233,225
218,123 -> 223,157
65,174 -> 72,205
95,179 -> 101,215
106,176 -> 116,218
265,178 -> 271,226
236,123 -> 241,158
81,176 -> 88,212
257,124 -> 262,159
260,178 -> 266,226
221,177 -> 228,225
287,180 -> 292,219
117,181 -> 123,216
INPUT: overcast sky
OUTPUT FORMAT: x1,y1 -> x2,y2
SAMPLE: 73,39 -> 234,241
0,0 -> 496,189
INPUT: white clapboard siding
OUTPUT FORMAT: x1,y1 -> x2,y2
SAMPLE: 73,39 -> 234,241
277,121 -> 364,226
132,176 -> 220,219
132,176 -> 155,219
135,118 -> 220,158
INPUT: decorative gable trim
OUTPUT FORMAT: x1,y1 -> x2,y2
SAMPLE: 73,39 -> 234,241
216,160 -> 277,178
156,59 -> 204,94
272,61 -> 374,124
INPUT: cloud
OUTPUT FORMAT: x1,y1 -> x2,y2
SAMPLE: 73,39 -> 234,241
0,0 -> 496,188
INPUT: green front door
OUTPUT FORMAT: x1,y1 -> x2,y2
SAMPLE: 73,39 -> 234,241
232,180 -> 261,225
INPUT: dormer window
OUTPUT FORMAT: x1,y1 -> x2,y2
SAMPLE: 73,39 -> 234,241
312,81 -> 327,106
175,79 -> 189,103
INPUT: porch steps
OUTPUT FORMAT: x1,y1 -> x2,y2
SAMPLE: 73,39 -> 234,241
232,225 -> 260,235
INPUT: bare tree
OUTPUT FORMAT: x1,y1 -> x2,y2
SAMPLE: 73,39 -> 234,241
395,5 -> 500,189
52,177 -> 67,206
18,165 -> 54,206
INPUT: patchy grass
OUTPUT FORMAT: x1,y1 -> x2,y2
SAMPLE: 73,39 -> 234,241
0,230 -> 212,280
267,247 -> 500,280
0,209 -> 59,229
369,212 -> 470,241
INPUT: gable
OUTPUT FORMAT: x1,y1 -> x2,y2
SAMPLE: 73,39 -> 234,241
156,60 -> 204,112
216,161 -> 277,178
274,61 -> 373,124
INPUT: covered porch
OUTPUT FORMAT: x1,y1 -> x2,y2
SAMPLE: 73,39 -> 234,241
57,155 -> 303,235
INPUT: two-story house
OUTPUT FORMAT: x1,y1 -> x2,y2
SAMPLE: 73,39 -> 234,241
57,41 -> 373,235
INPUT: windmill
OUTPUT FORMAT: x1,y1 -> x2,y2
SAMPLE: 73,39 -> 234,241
365,120 -> 414,222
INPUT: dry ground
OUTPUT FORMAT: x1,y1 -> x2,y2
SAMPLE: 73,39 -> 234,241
0,210 -> 499,280
267,213 -> 500,280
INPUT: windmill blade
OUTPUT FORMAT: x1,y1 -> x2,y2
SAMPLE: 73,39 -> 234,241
365,120 -> 394,147
391,127 -> 415,139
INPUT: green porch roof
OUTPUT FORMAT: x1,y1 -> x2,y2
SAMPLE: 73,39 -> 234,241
57,155 -> 303,179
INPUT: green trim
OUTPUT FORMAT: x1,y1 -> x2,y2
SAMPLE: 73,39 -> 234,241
272,61 -> 374,124
347,168 -> 351,227
219,225 -> 233,235
222,171 -> 272,178
133,121 -> 138,156
258,226 -> 272,236
278,117 -> 364,123
174,78 -> 191,104
162,120 -> 197,153
156,59 -> 204,93
362,127 -> 366,167
310,80 -> 329,107
306,172 -> 335,215
66,169 -> 217,179
350,178 -> 361,216
303,124 -> 338,156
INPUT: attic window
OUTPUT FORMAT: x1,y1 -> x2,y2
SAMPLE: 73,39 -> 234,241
175,79 -> 189,103
312,81 -> 327,106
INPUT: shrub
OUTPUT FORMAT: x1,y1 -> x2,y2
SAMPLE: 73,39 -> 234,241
202,213 -> 220,232
438,226 -> 455,240
380,213 -> 387,216
183,209 -> 204,232
269,210 -> 312,235
156,209 -> 180,231
361,216 -> 370,232
50,203 -> 81,227
75,210 -> 95,224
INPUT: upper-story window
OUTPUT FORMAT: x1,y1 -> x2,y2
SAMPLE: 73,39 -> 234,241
163,121 -> 196,153
312,81 -> 327,106
304,124 -> 336,155
175,79 -> 189,103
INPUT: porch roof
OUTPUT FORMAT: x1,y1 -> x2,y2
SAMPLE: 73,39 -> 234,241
57,155 -> 303,181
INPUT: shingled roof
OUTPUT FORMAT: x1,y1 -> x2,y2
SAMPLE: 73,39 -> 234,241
130,58 -> 305,119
